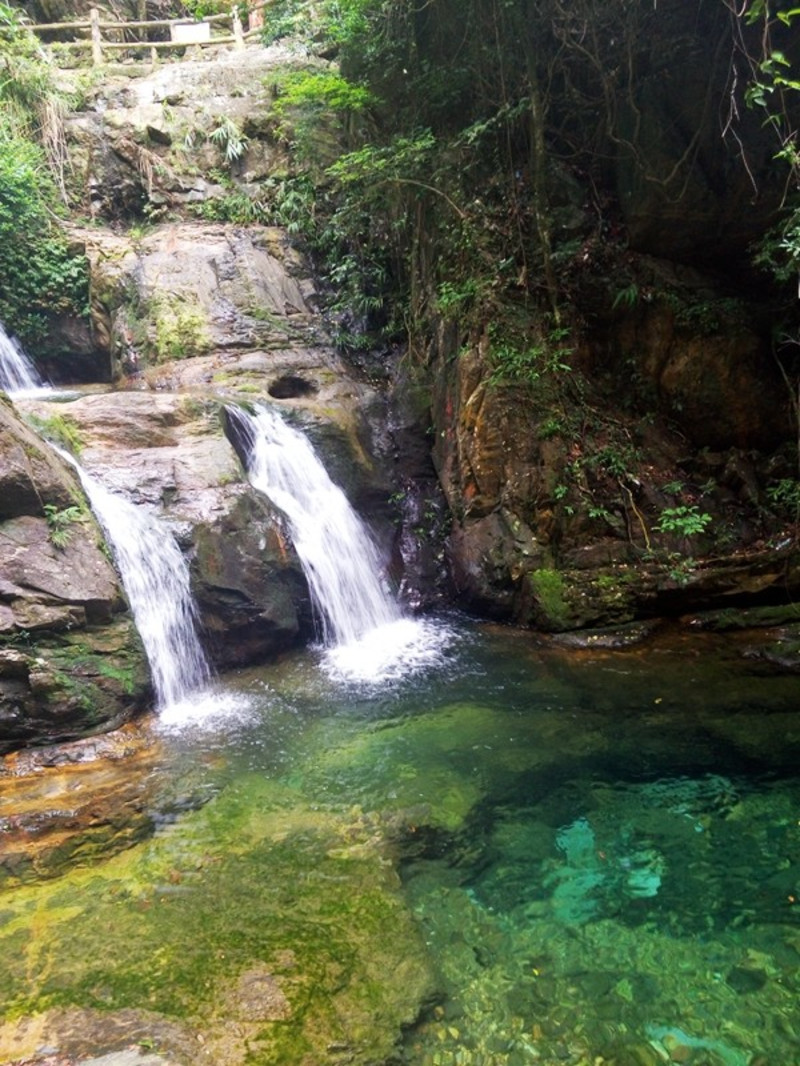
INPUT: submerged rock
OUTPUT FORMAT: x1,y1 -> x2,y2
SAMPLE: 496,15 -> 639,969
0,773 -> 437,1066
0,724 -> 165,886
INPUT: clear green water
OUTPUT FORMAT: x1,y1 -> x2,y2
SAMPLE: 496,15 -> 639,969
1,619 -> 799,1066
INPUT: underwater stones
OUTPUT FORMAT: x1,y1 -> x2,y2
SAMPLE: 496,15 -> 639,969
742,627 -> 800,672
0,723 -> 164,886
725,966 -> 768,995
549,619 -> 663,649
226,963 -> 292,1022
604,1042 -> 664,1066
0,765 -> 437,1066
0,1007 -> 199,1066
291,703 -> 542,833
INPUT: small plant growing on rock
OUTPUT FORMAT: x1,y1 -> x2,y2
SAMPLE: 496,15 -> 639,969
43,503 -> 87,550
209,116 -> 249,164
654,505 -> 712,537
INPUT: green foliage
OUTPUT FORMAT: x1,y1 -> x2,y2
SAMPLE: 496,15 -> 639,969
612,283 -> 640,311
488,324 -> 573,387
265,175 -> 317,235
208,116 -> 248,164
190,191 -> 271,224
654,505 -> 712,538
0,6 -> 87,340
269,68 -> 374,161
754,208 -> 800,284
43,503 -> 87,550
538,416 -> 566,440
180,0 -> 236,18
273,70 -> 374,118
766,477 -> 800,513
666,556 -> 698,586
735,2 -> 800,288
435,279 -> 485,317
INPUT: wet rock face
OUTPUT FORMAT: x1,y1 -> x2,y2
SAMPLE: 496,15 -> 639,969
0,401 -> 150,753
192,490 -> 311,668
68,222 -> 322,378
582,256 -> 792,452
430,328 -> 800,630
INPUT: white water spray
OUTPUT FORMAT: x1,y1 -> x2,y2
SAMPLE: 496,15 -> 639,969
59,452 -> 211,709
235,404 -> 399,646
0,321 -> 47,395
228,404 -> 450,682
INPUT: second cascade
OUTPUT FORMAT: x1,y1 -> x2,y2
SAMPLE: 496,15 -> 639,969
225,404 -> 450,682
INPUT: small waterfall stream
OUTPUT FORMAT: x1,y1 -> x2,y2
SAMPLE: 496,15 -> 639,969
59,452 -> 211,709
227,403 -> 448,682
230,404 -> 399,646
0,321 -> 46,395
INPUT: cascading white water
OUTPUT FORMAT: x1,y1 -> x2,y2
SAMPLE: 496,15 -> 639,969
229,403 -> 451,683
60,453 -> 211,709
0,321 -> 46,395
237,404 -> 399,646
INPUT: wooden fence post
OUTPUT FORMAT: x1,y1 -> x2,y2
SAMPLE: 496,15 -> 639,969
90,7 -> 103,64
232,8 -> 245,49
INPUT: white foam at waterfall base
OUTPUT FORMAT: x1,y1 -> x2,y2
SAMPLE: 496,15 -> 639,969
61,455 -> 211,710
322,616 -> 454,684
156,687 -> 253,732
0,321 -> 48,396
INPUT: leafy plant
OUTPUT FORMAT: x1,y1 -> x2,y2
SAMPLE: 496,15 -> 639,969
190,191 -> 270,225
208,116 -> 249,164
654,505 -> 712,537
0,6 -> 87,340
538,416 -> 566,440
612,283 -> 639,310
488,325 -> 573,387
436,279 -> 483,316
667,556 -> 698,586
766,477 -> 800,513
43,503 -> 87,550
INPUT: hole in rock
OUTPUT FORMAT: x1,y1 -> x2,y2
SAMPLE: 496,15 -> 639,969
268,375 -> 317,399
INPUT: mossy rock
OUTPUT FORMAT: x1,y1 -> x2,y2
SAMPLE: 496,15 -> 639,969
0,774 -> 437,1066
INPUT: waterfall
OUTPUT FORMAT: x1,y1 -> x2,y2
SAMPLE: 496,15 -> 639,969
225,404 -> 451,683
0,321 -> 46,395
228,404 -> 399,647
58,452 -> 211,709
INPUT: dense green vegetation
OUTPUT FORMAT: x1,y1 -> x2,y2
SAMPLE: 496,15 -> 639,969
0,2 -> 88,342
259,0 -> 799,374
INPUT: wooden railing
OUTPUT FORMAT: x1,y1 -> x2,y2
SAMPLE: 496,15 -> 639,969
27,2 -> 272,64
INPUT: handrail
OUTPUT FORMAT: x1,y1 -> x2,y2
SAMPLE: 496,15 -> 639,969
26,1 -> 273,64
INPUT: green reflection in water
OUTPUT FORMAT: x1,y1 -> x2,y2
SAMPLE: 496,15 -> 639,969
0,621 -> 798,1066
